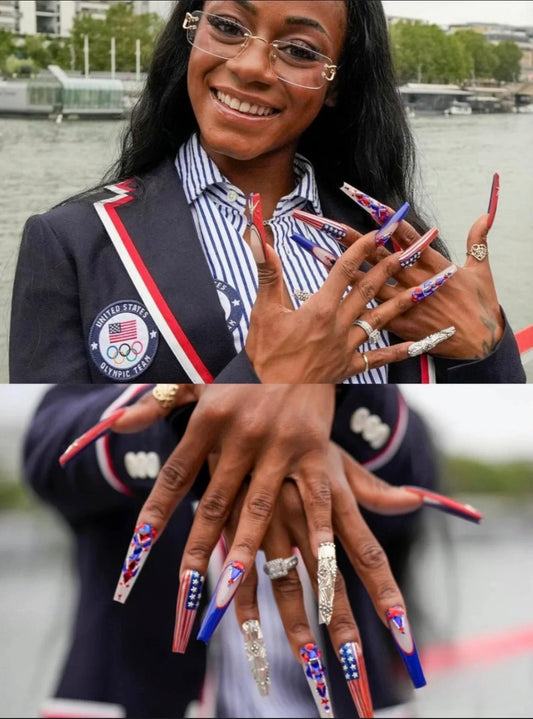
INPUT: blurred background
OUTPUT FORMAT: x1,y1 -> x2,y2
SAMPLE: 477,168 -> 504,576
0,384 -> 532,718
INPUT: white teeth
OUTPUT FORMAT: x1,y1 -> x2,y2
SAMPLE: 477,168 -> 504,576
216,91 -> 274,117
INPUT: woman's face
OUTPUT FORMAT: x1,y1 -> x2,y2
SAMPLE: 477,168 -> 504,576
187,0 -> 347,168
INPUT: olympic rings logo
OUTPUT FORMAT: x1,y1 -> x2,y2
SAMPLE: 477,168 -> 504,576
106,341 -> 144,364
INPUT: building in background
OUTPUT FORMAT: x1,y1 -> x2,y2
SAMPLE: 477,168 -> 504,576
0,0 -> 161,37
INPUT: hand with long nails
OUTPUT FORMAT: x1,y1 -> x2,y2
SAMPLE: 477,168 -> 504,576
338,178 -> 505,360
246,224 -> 458,382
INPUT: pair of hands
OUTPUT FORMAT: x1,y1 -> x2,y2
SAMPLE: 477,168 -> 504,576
244,197 -> 503,382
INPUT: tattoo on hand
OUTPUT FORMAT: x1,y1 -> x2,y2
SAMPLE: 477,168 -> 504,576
478,291 -> 498,357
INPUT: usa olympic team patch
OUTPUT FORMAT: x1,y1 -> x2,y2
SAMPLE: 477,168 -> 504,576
89,301 -> 159,380
214,279 -> 243,332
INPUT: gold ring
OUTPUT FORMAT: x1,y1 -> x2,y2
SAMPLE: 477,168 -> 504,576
152,384 -> 180,409
362,353 -> 369,373
466,243 -> 488,261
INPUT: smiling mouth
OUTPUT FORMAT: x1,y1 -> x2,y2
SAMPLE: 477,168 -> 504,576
213,89 -> 279,117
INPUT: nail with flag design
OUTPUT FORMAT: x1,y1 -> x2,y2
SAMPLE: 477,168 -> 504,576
113,523 -> 157,603
59,407 -> 127,467
340,183 -> 394,225
173,569 -> 205,653
300,643 -> 334,717
292,209 -> 349,244
401,486 -> 483,523
247,192 -> 268,263
339,642 -> 374,718
385,606 -> 426,689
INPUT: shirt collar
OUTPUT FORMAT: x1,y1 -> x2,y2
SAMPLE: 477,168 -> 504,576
176,133 -> 322,215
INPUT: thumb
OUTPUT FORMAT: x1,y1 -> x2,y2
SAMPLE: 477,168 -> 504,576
254,243 -> 286,308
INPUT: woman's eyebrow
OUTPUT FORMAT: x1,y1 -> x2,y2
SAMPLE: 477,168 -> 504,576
285,16 -> 328,36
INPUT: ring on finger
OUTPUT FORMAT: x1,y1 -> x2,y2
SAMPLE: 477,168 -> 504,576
466,243 -> 488,262
263,555 -> 299,580
152,383 -> 180,409
361,352 -> 369,373
353,318 -> 381,344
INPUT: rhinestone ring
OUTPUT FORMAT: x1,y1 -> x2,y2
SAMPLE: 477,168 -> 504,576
466,243 -> 488,262
263,555 -> 299,580
354,318 -> 380,344
152,384 -> 180,409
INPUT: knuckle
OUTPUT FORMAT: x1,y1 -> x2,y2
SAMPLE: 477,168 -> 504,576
338,256 -> 362,283
356,279 -> 376,304
245,491 -> 274,523
186,540 -> 213,562
141,499 -> 167,524
357,540 -> 388,571
273,572 -> 302,599
329,613 -> 357,635
233,539 -> 256,560
158,459 -> 189,494
375,583 -> 401,604
286,620 -> 311,638
198,491 -> 231,523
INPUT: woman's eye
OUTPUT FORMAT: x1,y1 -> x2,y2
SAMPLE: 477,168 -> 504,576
279,42 -> 321,63
208,15 -> 246,39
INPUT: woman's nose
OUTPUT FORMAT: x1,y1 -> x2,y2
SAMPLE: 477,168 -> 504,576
225,37 -> 278,85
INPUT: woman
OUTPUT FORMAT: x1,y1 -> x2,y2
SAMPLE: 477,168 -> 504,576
9,0 -> 525,383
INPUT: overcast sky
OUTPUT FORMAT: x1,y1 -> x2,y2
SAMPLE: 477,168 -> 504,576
154,2 -> 533,27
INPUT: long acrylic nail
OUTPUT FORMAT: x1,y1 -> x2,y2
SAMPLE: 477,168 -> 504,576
300,643 -> 334,717
398,227 -> 439,269
173,569 -> 205,653
247,192 -> 268,263
487,172 -> 500,230
339,642 -> 374,718
340,183 -> 393,225
374,202 -> 410,246
401,486 -> 483,523
292,209 -> 349,244
197,560 -> 245,643
114,523 -> 157,603
385,606 -> 426,689
407,326 -> 456,357
318,542 -> 337,626
411,264 -> 457,303
59,408 -> 127,467
242,619 -> 271,697
290,233 -> 338,270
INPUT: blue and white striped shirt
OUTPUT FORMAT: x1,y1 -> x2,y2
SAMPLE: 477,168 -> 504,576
175,133 -> 388,383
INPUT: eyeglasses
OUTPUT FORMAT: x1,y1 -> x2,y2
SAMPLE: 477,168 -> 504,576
183,11 -> 337,90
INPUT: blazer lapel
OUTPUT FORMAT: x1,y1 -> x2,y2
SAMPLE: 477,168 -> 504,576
94,158 -> 237,381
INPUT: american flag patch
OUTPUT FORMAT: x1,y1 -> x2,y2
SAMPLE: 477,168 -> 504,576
108,320 -> 137,342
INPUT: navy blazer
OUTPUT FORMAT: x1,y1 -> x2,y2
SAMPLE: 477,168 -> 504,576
10,157 -> 525,383
24,384 -> 440,717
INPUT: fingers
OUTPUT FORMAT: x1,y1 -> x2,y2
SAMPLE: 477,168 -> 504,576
112,384 -> 200,434
330,482 -> 426,690
464,214 -> 492,270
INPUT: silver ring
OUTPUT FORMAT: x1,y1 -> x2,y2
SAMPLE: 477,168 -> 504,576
362,352 -> 369,373
263,555 -> 299,580
354,318 -> 380,344
466,243 -> 488,262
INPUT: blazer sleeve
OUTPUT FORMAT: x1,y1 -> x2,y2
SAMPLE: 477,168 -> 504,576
22,384 -> 201,526
214,349 -> 261,383
10,214 -> 91,382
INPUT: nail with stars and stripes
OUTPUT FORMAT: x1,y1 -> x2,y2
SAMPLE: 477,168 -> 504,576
291,208 -> 349,244
398,226 -> 439,269
247,192 -> 268,264
197,560 -> 246,643
374,202 -> 411,246
385,606 -> 426,689
339,642 -> 374,718
172,569 -> 205,653
113,522 -> 157,603
300,643 -> 334,718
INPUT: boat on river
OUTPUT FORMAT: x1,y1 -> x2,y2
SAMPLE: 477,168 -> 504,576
444,100 -> 473,116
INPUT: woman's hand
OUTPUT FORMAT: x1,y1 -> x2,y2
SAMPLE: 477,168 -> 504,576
336,182 -> 504,360
245,233 -> 455,382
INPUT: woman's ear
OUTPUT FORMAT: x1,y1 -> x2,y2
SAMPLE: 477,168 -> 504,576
324,84 -> 338,108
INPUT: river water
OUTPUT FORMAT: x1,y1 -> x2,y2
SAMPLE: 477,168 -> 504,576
1,113 -> 532,382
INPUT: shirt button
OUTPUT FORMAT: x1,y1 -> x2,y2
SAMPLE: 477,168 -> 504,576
227,189 -> 238,203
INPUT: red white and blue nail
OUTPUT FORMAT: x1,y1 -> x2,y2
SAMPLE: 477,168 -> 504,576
247,192 -> 268,263
385,606 -> 426,689
113,523 -> 157,603
487,172 -> 500,230
374,202 -> 410,246
340,183 -> 393,225
197,560 -> 246,643
59,408 -> 127,467
173,569 -> 205,653
411,264 -> 457,303
339,642 -> 374,718
300,643 -> 334,718
401,487 -> 483,524
292,209 -> 349,244
290,233 -> 338,270
398,227 -> 439,269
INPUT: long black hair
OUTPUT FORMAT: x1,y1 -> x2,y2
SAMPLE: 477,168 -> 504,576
106,0 -> 439,240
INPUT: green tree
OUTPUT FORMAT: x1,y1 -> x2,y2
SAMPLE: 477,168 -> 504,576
20,34 -> 50,68
454,30 -> 497,81
70,2 -> 163,73
0,28 -> 16,75
493,40 -> 522,82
